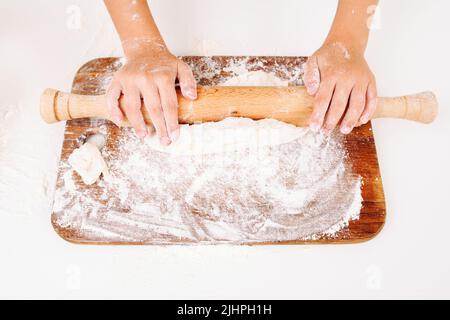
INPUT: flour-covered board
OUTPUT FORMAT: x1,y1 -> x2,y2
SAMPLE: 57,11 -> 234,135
51,56 -> 386,245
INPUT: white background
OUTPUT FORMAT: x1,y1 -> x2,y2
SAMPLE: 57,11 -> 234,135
0,0 -> 449,299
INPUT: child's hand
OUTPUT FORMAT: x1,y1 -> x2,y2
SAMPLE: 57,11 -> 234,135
106,48 -> 197,144
303,42 -> 377,134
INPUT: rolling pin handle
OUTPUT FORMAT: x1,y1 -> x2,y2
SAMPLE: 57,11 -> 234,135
40,88 -> 71,123
374,91 -> 439,124
411,91 -> 439,124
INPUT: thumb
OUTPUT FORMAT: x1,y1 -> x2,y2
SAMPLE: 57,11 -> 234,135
177,61 -> 197,100
303,55 -> 321,96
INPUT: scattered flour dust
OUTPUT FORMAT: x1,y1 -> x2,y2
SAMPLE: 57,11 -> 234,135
221,70 -> 289,87
56,70 -> 362,244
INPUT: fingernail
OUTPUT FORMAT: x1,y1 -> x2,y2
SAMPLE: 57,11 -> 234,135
186,88 -> 197,100
160,136 -> 171,146
112,116 -> 122,126
361,115 -> 370,124
137,131 -> 147,139
309,122 -> 321,132
137,127 -> 148,138
306,84 -> 318,96
340,125 -> 352,134
169,128 -> 180,143
321,128 -> 332,136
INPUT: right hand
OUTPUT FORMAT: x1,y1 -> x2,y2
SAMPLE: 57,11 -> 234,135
106,48 -> 197,145
303,42 -> 377,135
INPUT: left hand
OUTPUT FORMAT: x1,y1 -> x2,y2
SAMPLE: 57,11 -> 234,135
303,42 -> 377,134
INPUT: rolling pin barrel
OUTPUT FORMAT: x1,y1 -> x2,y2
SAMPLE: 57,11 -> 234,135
40,87 -> 438,126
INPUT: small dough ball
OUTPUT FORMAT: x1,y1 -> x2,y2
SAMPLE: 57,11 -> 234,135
68,142 -> 108,185
86,133 -> 106,150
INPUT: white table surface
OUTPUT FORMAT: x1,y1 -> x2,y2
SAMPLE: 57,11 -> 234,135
0,0 -> 449,299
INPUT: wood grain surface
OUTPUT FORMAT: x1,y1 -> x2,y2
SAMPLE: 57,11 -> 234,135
51,56 -> 386,245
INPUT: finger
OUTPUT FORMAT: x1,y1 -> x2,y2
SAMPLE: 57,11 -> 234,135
122,85 -> 147,138
303,55 -> 321,95
106,81 -> 124,126
360,81 -> 378,124
308,80 -> 336,132
323,84 -> 352,135
157,78 -> 180,143
177,61 -> 197,100
141,83 -> 170,145
340,84 -> 367,134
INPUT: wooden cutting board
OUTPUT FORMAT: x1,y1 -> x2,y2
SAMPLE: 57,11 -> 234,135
51,56 -> 386,245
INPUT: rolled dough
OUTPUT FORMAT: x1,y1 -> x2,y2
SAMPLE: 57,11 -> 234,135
144,117 -> 309,156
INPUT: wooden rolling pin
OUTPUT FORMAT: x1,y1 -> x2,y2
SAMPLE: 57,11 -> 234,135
40,86 -> 438,127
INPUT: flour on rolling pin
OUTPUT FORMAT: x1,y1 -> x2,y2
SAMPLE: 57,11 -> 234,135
54,68 -> 362,243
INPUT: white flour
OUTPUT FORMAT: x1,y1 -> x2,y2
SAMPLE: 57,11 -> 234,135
0,98 -> 62,218
54,70 -> 362,244
221,70 -> 289,87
